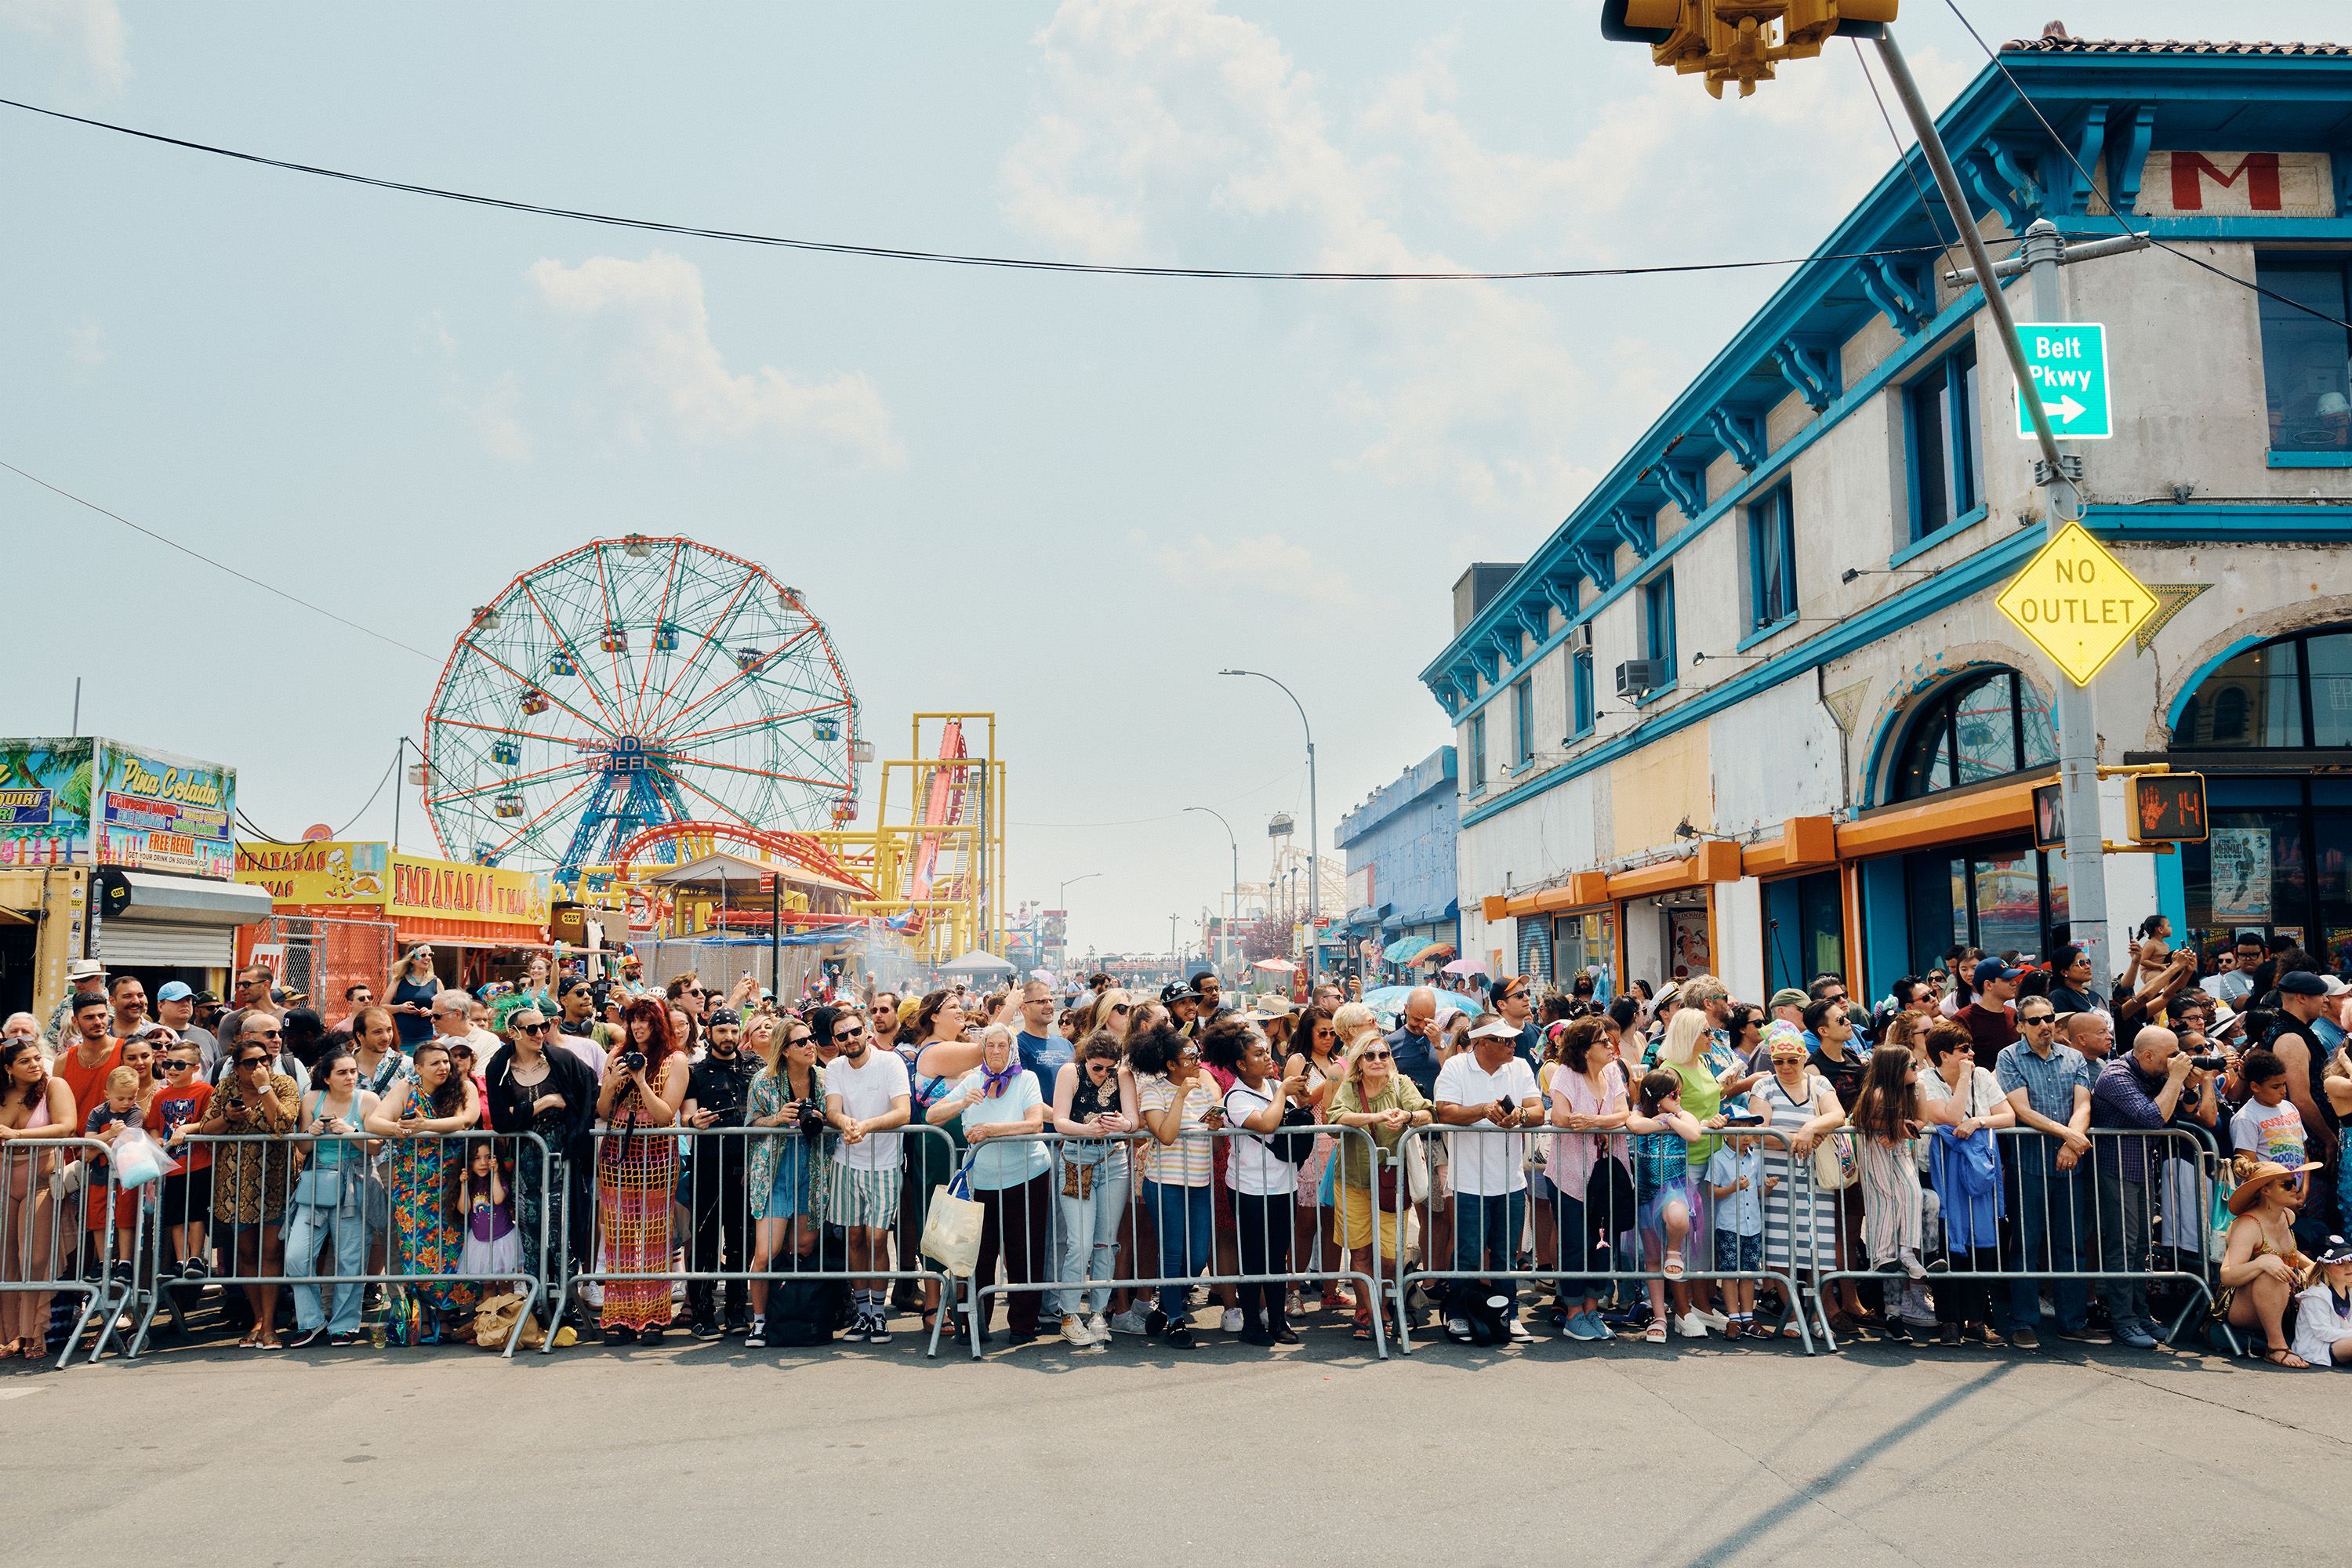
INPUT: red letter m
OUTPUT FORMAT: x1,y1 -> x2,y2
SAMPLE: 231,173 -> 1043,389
2171,152 -> 2281,211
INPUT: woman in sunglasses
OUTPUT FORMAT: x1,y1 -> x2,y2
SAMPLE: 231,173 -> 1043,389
895,989 -> 984,1331
1328,1029 -> 1434,1340
1050,1029 -> 1138,1348
183,1028 -> 301,1347
2,1038 -> 78,1359
366,1036 -> 483,1341
387,945 -> 441,1048
485,1001 -> 596,1296
1284,1005 -> 1346,1312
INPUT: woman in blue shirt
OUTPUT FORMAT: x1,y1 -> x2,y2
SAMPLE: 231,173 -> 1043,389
931,1025 -> 1050,1345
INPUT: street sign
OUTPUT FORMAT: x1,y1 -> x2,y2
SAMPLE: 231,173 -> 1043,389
2012,321 -> 2113,439
2128,773 -> 2209,843
1994,521 -> 2158,685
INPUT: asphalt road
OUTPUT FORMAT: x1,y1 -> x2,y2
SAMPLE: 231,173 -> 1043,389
12,1313 -> 2348,1567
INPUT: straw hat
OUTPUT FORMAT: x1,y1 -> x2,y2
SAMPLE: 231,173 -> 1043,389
2229,1159 -> 2322,1215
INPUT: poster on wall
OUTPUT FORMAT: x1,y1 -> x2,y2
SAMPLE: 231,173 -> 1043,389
2209,827 -> 2272,923
0,736 -> 236,877
1670,909 -> 1711,980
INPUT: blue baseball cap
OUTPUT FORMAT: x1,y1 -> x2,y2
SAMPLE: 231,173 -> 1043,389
156,981 -> 194,1004
1973,957 -> 2026,989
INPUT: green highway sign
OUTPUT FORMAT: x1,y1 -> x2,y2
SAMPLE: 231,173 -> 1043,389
2013,321 -> 2112,440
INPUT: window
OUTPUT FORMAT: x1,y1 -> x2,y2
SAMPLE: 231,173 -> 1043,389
1886,668 -> 2059,803
2172,626 -> 2352,750
1903,845 -> 2068,972
1644,572 -> 1676,685
1748,480 -> 1797,629
1513,677 -> 1534,768
2257,256 -> 2352,452
1468,711 -> 1487,793
1764,871 -> 1845,996
1905,343 -> 1984,539
2181,776 -> 2352,963
1572,648 -> 1595,737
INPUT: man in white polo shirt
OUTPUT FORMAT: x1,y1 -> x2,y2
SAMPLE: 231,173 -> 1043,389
1433,1015 -> 1543,1345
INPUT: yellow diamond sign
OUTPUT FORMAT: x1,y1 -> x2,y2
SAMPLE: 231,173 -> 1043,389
1994,522 -> 2158,686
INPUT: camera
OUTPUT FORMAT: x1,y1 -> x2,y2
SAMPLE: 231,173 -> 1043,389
2190,1054 -> 2227,1072
794,1099 -> 827,1138
621,1051 -> 647,1072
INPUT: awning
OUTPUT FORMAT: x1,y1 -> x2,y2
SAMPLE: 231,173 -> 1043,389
645,852 -> 873,899
393,933 -> 559,953
104,870 -> 274,927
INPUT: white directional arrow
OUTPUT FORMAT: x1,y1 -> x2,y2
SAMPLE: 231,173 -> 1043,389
2040,394 -> 2086,423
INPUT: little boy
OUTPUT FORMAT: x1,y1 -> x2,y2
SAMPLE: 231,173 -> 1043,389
1706,1128 -> 1774,1338
84,1065 -> 147,1276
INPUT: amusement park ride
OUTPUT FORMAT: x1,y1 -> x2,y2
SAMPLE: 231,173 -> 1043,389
417,536 -> 1003,967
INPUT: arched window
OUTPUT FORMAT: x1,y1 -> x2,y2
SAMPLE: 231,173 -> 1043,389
2171,626 -> 2352,750
1886,668 -> 2059,803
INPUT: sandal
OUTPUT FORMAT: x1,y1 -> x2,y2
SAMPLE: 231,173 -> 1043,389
1661,1256 -> 1685,1279
2263,1345 -> 2312,1369
1779,1320 -> 1803,1339
1352,1315 -> 1373,1341
1644,1322 -> 1667,1344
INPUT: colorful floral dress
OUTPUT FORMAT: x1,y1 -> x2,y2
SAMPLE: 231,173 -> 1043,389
390,1113 -> 474,1323
598,1059 -> 680,1332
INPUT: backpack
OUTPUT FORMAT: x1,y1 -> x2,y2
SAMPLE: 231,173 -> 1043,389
764,1226 -> 851,1347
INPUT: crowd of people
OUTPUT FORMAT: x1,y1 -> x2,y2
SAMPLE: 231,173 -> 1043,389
3,927 -> 2351,1373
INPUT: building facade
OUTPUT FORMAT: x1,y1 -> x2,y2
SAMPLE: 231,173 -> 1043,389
1334,746 -> 1460,988
1421,36 -> 2352,1007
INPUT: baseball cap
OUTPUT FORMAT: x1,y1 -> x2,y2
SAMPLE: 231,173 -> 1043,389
1467,1018 -> 1522,1040
2278,971 -> 2329,997
1769,988 -> 1809,1012
2318,975 -> 2350,998
1160,981 -> 1194,1006
1973,957 -> 2027,989
2314,1235 -> 2352,1268
191,989 -> 220,1007
156,981 -> 194,1004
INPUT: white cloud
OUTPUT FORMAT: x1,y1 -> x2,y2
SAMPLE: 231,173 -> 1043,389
526,250 -> 904,466
998,2 -> 1967,517
1147,529 -> 1369,608
2,0 -> 130,93
452,372 -> 531,463
64,318 -> 106,376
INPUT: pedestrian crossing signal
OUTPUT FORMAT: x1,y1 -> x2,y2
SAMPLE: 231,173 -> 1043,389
2128,774 -> 2207,844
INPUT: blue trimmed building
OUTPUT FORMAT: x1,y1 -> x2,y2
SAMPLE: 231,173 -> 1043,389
1424,34 -> 2352,1004
1334,746 -> 1459,988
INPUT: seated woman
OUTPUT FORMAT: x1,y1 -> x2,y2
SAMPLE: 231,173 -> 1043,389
2217,1154 -> 2322,1367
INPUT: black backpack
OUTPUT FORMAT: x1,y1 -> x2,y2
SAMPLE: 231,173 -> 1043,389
764,1226 -> 851,1347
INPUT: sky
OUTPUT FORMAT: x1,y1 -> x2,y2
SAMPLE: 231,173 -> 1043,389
4,1 -> 2339,960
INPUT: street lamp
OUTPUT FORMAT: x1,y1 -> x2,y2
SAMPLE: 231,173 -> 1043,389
1218,668 -> 1319,982
1058,872 -> 1102,909
1184,807 -> 1240,978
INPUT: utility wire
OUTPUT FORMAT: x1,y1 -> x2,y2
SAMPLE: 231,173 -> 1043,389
330,752 -> 399,837
1941,2 -> 2352,332
0,459 -> 441,661
0,94 -> 1957,285
1853,38 -> 1960,254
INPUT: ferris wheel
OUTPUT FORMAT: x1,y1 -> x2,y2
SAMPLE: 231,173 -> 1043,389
421,535 -> 860,878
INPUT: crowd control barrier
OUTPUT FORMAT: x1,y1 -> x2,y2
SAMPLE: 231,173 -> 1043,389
1811,1123 -> 2217,1352
1,1138 -> 117,1370
956,1125 -> 1391,1360
1388,1123 -> 1821,1355
547,1122 -> 960,1358
136,1131 -> 556,1359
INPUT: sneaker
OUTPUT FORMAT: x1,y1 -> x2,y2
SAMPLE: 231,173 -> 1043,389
1896,1287 -> 1940,1329
288,1325 -> 329,1349
1143,1308 -> 1171,1339
2053,1323 -> 2111,1345
2008,1325 -> 2040,1349
180,1258 -> 209,1283
1675,1311 -> 1710,1338
1111,1307 -> 1150,1337
724,1306 -> 750,1336
839,1314 -> 869,1344
1446,1316 -> 1475,1343
2114,1323 -> 2159,1349
1221,1307 -> 1245,1334
1285,1290 -> 1305,1318
1187,1287 -> 1210,1308
1694,1306 -> 1730,1332
691,1316 -> 721,1340
745,1317 -> 768,1348
1882,1321 -> 1913,1345
1061,1315 -> 1094,1349
1577,1310 -> 1615,1341
866,1315 -> 893,1346
1505,1318 -> 1534,1345
1087,1312 -> 1111,1343
1164,1321 -> 1195,1348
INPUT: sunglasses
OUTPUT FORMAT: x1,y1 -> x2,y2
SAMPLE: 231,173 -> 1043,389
246,1029 -> 283,1040
2020,1014 -> 2056,1026
835,1028 -> 866,1042
1086,1059 -> 1115,1072
1111,1004 -> 1130,1015
517,1022 -> 550,1035
1358,1049 -> 1392,1062
163,1058 -> 196,1071
239,1055 -> 271,1067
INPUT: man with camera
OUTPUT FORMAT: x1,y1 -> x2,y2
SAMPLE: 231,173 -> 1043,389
2088,1025 -> 2209,1348
683,1010 -> 760,1337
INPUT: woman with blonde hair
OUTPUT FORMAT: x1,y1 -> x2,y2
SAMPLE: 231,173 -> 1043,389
1085,987 -> 1134,1042
387,943 -> 441,1048
1654,1007 -> 1731,1334
1330,1001 -> 1382,1051
1327,1029 -> 1433,1341
2217,1152 -> 2322,1367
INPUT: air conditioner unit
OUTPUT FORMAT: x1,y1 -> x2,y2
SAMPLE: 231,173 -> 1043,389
1615,659 -> 1661,699
1565,622 -> 1593,655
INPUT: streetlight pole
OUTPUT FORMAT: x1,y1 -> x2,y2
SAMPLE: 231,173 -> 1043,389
1218,669 -> 1319,984
1057,872 -> 1100,975
1184,807 -> 1240,979
1169,913 -> 1178,982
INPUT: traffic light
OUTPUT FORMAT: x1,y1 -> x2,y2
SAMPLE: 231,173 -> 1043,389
2128,774 -> 2208,844
1600,1 -> 1896,97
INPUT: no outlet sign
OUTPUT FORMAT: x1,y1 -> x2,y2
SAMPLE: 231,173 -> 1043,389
2013,321 -> 2113,439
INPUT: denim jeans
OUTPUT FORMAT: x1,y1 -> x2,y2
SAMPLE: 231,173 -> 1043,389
1053,1149 -> 1129,1317
2006,1140 -> 2089,1334
1451,1188 -> 1527,1307
2093,1166 -> 2155,1332
286,1200 -> 368,1335
1139,1178 -> 1213,1319
1551,1190 -> 1604,1302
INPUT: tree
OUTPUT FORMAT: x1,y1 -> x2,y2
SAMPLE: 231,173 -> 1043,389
1239,913 -> 1294,964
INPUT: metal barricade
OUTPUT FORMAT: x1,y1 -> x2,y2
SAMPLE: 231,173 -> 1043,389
138,1130 -> 556,1359
1813,1124 -> 2216,1351
1390,1123 -> 1820,1355
0,1137 -> 112,1370
957,1125 -> 1390,1359
549,1122 -> 960,1357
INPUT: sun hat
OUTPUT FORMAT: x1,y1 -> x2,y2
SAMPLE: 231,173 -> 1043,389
2229,1159 -> 2323,1215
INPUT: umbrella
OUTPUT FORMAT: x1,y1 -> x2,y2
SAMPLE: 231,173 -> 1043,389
1440,955 -> 1486,978
1384,937 -> 1432,964
1417,944 -> 1458,964
1251,957 -> 1299,973
1029,967 -> 1059,986
938,949 -> 1017,976
1358,985 -> 1488,1018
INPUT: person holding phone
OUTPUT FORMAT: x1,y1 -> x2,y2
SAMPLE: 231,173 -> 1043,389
589,998 -> 688,1343
184,1016 -> 300,1347
285,1047 -> 380,1348
1050,1031 -> 1138,1349
1849,1045 -> 1945,1338
1131,1023 -> 1220,1348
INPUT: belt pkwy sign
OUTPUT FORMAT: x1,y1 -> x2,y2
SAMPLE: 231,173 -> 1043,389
1994,521 -> 2158,685
2013,321 -> 2112,439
